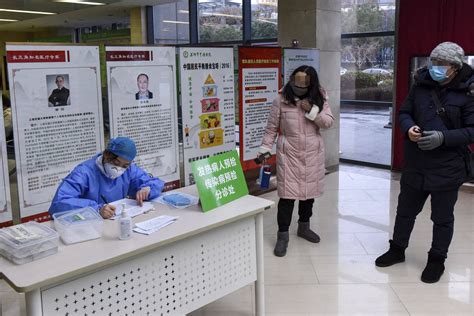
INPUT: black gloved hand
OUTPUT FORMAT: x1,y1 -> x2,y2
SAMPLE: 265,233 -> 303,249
417,130 -> 444,150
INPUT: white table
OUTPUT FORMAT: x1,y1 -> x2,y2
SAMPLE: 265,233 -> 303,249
0,186 -> 274,316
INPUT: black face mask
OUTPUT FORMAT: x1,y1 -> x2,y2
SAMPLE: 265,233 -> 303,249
290,82 -> 308,97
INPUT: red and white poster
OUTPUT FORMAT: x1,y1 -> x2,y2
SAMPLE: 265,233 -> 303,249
7,44 -> 104,222
238,47 -> 282,171
106,46 -> 180,190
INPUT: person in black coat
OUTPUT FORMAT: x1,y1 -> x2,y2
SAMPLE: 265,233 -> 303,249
376,42 -> 474,283
135,73 -> 153,100
48,75 -> 70,106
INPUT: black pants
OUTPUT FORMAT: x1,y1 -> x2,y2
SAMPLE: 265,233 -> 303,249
278,198 -> 314,232
393,184 -> 458,258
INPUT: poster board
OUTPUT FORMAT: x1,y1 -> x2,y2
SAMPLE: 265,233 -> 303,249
106,46 -> 180,190
6,44 -> 104,221
178,47 -> 236,186
0,94 -> 12,227
283,48 -> 320,83
238,47 -> 282,171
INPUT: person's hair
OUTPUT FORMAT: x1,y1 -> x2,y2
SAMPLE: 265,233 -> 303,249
55,75 -> 65,81
103,150 -> 118,161
282,65 -> 324,110
137,73 -> 149,81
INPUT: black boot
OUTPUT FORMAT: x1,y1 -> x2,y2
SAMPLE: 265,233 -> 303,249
375,240 -> 406,267
421,252 -> 445,283
274,231 -> 289,257
297,221 -> 320,243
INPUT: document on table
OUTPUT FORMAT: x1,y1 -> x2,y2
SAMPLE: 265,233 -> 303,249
109,198 -> 154,220
133,215 -> 178,235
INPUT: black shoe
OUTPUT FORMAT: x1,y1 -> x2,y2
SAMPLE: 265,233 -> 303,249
421,252 -> 445,283
297,221 -> 320,243
274,231 -> 289,257
375,240 -> 406,267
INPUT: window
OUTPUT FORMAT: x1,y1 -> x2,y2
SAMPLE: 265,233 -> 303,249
342,0 -> 395,33
251,0 -> 278,40
198,0 -> 243,43
153,0 -> 190,44
340,0 -> 396,167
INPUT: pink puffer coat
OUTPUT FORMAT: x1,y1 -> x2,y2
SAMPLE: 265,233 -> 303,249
260,92 -> 334,200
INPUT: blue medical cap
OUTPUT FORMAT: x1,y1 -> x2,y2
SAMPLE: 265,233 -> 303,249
107,137 -> 137,161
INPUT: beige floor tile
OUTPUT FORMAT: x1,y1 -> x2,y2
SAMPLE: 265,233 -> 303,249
264,255 -> 319,285
310,254 -> 462,284
265,284 -> 407,314
391,282 -> 474,315
264,232 -> 367,257
0,291 -> 25,316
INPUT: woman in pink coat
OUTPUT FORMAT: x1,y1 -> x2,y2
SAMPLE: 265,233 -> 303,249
259,65 -> 334,257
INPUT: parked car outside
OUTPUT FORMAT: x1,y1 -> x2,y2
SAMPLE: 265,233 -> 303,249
362,68 -> 392,75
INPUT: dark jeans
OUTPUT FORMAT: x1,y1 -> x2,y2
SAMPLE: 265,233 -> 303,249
277,198 -> 314,232
393,184 -> 458,258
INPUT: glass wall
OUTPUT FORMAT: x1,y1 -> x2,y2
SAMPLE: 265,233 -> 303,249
153,0 -> 190,44
340,0 -> 396,166
198,0 -> 243,43
251,0 -> 278,40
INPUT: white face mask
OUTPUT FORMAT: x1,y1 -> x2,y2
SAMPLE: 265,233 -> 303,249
104,163 -> 126,179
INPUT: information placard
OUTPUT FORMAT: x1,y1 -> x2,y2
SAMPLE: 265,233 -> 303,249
179,47 -> 236,186
106,46 -> 180,190
0,95 -> 12,227
7,45 -> 104,221
283,48 -> 320,83
191,150 -> 248,212
238,47 -> 282,171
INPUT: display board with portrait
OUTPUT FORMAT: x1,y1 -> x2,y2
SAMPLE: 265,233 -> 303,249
6,44 -> 104,221
106,47 -> 180,190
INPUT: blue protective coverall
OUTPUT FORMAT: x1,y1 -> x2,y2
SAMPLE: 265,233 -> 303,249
49,154 -> 165,215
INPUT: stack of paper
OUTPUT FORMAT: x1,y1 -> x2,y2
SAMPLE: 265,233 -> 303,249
109,199 -> 154,220
133,215 -> 178,235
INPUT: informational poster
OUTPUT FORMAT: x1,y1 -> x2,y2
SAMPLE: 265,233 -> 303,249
283,48 -> 320,83
238,47 -> 282,171
191,150 -> 248,212
106,46 -> 180,190
0,94 -> 12,227
7,44 -> 104,221
179,47 -> 236,186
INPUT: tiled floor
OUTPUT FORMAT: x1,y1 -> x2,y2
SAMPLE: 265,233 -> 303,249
2,167 -> 474,315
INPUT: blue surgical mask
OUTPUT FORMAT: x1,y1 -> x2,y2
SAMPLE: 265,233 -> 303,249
429,65 -> 449,82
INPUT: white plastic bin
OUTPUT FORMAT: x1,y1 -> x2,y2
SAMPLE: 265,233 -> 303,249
0,221 -> 59,265
53,207 -> 104,245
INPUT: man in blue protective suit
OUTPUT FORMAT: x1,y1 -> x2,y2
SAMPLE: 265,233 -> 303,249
49,137 -> 164,219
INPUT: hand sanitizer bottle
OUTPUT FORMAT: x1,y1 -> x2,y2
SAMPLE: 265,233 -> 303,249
119,203 -> 132,240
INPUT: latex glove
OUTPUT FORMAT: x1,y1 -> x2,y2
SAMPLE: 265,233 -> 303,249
99,204 -> 116,219
136,186 -> 151,206
417,131 -> 444,150
408,125 -> 422,142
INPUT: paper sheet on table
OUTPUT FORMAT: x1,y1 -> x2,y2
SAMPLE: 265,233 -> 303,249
133,215 -> 178,235
109,198 -> 154,220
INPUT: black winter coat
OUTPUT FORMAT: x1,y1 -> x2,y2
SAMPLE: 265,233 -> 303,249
399,63 -> 474,191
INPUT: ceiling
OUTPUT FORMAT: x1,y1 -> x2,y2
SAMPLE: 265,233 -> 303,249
0,0 -> 178,31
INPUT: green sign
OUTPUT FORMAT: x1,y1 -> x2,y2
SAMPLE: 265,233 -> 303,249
192,150 -> 248,212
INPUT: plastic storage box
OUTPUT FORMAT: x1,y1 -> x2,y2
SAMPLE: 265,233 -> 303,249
53,207 -> 104,244
0,221 -> 59,265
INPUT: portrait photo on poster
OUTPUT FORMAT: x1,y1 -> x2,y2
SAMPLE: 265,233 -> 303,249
135,73 -> 154,100
47,74 -> 71,107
